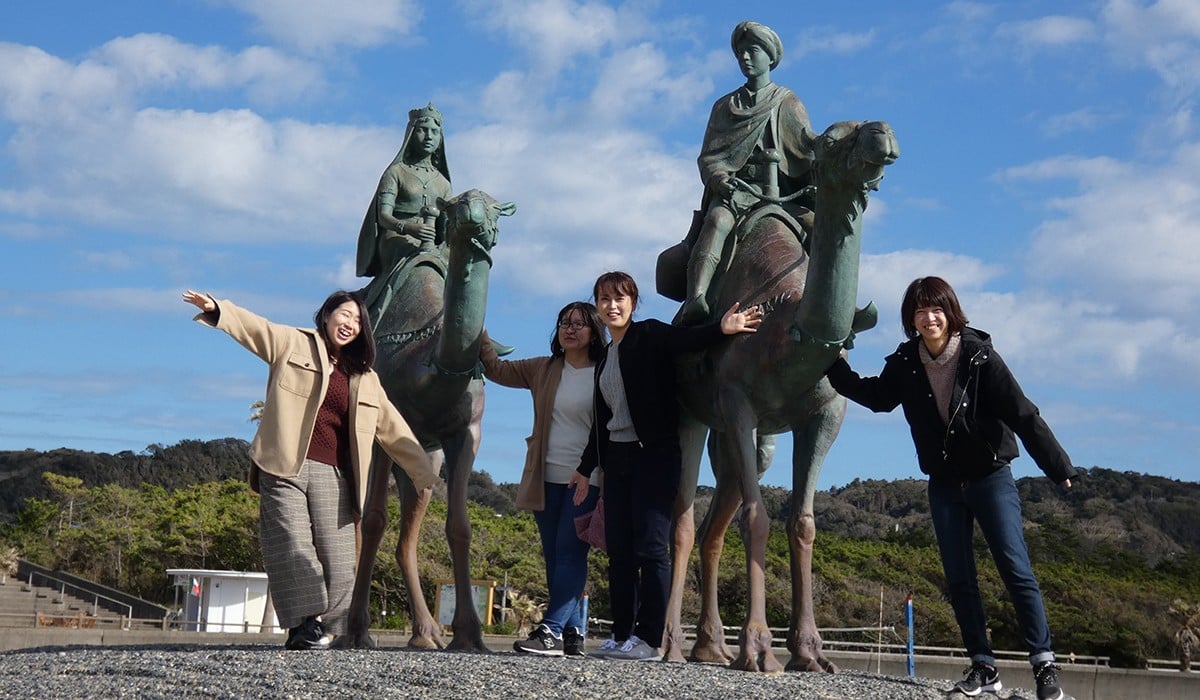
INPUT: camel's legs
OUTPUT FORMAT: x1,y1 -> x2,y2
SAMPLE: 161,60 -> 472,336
663,412 -> 707,662
335,445 -> 402,649
442,422 -> 489,652
397,450 -> 443,649
691,431 -> 777,663
717,391 -> 782,673
691,430 -> 741,664
785,393 -> 843,673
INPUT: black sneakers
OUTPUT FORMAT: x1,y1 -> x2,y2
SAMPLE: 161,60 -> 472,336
954,660 -> 1002,696
564,627 -> 586,657
284,616 -> 329,650
513,624 -> 564,656
1034,661 -> 1065,700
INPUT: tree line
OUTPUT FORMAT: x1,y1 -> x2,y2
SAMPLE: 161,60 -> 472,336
1,440 -> 1197,667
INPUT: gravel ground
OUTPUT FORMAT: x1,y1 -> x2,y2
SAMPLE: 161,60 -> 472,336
0,644 -> 1061,699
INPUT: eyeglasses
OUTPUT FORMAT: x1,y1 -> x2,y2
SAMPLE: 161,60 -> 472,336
557,321 -> 587,331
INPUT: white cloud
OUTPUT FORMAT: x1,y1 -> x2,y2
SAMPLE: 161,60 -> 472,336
588,43 -> 713,123
1005,149 -> 1200,319
452,120 -> 696,296
461,0 -> 636,73
92,33 -> 324,101
1039,107 -> 1118,138
1101,0 -> 1200,99
997,15 -> 1096,49
220,0 -> 422,53
791,28 -> 877,59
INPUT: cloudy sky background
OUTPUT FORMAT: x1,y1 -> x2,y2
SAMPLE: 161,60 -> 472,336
2,0 -> 1197,490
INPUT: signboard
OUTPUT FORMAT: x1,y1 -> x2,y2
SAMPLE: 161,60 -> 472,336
434,580 -> 495,627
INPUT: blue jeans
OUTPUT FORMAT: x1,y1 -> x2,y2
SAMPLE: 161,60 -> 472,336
928,466 -> 1055,667
534,481 -> 599,636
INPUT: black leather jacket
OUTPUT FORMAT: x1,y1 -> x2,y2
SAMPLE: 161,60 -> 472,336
826,327 -> 1076,484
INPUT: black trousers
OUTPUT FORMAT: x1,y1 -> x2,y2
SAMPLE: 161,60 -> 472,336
602,440 -> 681,647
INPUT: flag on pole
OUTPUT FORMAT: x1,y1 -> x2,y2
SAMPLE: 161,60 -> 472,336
190,577 -> 201,597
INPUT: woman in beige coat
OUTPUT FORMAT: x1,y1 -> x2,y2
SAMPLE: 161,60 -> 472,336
481,302 -> 606,657
183,289 -> 438,650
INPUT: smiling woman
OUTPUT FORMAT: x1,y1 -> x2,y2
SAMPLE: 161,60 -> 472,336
825,276 -> 1075,700
180,288 -> 440,652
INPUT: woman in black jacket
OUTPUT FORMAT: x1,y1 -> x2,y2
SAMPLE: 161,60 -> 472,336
569,271 -> 760,661
825,276 -> 1074,700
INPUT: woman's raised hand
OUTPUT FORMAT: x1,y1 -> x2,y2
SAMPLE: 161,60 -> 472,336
720,302 -> 763,335
182,290 -> 216,313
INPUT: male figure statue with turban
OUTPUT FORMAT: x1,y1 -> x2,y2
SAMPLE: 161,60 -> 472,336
676,21 -> 817,325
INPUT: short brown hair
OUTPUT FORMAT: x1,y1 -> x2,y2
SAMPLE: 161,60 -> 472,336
900,276 -> 969,340
592,271 -> 639,311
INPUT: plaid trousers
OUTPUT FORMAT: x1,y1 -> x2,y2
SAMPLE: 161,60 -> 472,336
258,459 -> 356,633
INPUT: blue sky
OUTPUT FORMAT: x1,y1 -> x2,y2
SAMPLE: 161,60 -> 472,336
2,1 -> 1197,490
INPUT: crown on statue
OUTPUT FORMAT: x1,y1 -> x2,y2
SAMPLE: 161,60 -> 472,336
409,102 -> 443,126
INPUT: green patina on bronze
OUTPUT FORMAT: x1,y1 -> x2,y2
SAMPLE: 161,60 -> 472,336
658,24 -> 900,673
340,184 -> 515,652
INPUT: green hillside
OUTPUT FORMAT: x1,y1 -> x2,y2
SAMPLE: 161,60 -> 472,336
1,440 -> 1196,667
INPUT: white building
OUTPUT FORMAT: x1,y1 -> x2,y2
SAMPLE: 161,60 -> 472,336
166,569 -> 281,634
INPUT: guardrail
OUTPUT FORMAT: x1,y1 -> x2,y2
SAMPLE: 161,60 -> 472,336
585,618 -> 1119,670
22,570 -> 135,631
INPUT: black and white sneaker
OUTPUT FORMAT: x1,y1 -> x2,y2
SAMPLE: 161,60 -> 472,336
284,616 -> 329,650
563,627 -> 586,657
954,660 -> 1002,696
513,624 -> 564,656
1034,661 -> 1065,700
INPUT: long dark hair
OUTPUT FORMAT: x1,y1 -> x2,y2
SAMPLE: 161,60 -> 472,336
314,290 -> 376,374
550,301 -> 607,362
900,276 -> 969,340
592,271 -> 639,311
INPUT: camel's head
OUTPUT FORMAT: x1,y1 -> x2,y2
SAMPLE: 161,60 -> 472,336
813,120 -> 899,191
438,189 -> 517,257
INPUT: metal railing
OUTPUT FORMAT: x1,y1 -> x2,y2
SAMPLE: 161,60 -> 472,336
23,570 -> 135,630
585,618 -> 1116,668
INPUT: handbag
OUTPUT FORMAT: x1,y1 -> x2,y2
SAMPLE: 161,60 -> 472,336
573,496 -> 606,552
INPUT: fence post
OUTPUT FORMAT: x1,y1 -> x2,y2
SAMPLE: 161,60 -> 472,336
906,594 -> 915,677
580,593 -> 589,637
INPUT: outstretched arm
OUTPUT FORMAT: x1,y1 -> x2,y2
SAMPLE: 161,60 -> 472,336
182,289 -> 216,314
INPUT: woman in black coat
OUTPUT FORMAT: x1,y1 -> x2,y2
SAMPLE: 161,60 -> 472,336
568,271 -> 760,661
825,276 -> 1074,700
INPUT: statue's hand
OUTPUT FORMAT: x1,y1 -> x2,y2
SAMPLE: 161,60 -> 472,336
409,220 -> 437,245
710,172 -> 735,199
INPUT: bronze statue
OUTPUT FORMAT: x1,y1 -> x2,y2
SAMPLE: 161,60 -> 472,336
338,187 -> 516,651
357,103 -> 454,322
663,118 -> 899,671
666,22 -> 817,326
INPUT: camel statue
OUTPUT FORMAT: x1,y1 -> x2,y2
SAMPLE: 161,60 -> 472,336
663,121 -> 899,671
336,189 -> 516,651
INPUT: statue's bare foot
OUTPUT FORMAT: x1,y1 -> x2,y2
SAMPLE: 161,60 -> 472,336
728,625 -> 783,673
678,296 -> 711,326
786,629 -> 837,673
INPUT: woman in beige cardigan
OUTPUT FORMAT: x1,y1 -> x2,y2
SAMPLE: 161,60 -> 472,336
481,302 -> 606,657
183,289 -> 437,650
